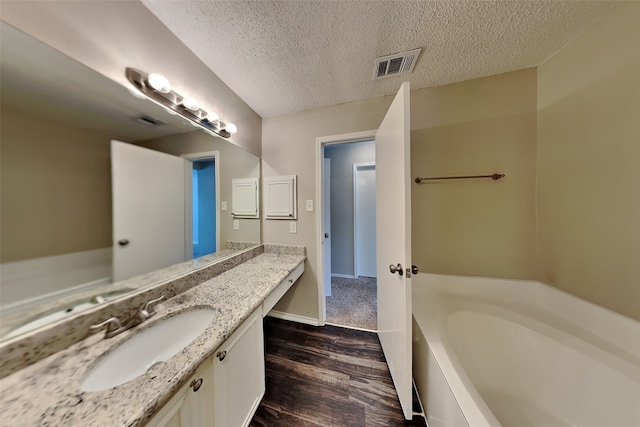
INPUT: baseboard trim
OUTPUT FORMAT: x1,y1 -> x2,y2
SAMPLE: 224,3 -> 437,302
325,321 -> 377,333
267,310 -> 319,326
331,273 -> 356,279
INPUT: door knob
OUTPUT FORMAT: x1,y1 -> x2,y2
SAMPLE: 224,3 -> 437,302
190,378 -> 203,392
389,263 -> 403,276
118,239 -> 129,247
324,233 -> 329,238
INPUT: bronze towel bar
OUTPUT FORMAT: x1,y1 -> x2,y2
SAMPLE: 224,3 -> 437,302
414,173 -> 505,183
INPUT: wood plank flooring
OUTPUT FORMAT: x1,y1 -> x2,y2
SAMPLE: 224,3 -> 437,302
250,318 -> 426,427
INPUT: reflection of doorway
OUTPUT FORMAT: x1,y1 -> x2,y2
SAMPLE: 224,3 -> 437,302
320,138 -> 377,331
182,151 -> 221,260
192,159 -> 216,258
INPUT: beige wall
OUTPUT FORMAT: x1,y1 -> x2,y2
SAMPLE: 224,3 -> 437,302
266,4 -> 640,323
263,68 -> 537,319
139,131 -> 261,247
262,96 -> 394,319
0,0 -> 262,157
411,68 -> 538,280
537,3 -> 640,321
1,104 -> 112,262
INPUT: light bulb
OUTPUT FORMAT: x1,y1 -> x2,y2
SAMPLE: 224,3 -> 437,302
181,96 -> 200,111
206,112 -> 220,124
147,73 -> 171,94
225,123 -> 238,134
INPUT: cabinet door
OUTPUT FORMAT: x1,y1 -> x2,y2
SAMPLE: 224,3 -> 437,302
264,175 -> 297,219
213,309 -> 265,427
146,357 -> 214,427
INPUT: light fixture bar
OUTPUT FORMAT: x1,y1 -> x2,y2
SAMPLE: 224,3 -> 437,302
125,68 -> 234,138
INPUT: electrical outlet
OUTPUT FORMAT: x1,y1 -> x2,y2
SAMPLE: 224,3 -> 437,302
233,219 -> 239,230
289,221 -> 297,234
305,200 -> 314,211
221,201 -> 227,211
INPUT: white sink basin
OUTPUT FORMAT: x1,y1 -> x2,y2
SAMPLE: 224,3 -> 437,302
80,308 -> 215,392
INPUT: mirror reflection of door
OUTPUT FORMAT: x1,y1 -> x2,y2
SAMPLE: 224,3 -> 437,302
111,141 -> 189,282
192,159 -> 217,258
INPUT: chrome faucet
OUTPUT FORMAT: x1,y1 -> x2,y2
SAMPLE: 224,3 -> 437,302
90,295 -> 165,338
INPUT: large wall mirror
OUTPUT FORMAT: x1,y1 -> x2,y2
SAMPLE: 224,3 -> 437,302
0,22 -> 261,340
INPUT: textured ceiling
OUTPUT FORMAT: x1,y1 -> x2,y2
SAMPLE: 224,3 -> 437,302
142,0 -> 616,118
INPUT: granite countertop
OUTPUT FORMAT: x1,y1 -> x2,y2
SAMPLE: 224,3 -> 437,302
0,245 -> 256,338
0,251 -> 305,427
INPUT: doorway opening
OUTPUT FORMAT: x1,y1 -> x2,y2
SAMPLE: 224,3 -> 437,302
182,151 -> 221,260
318,132 -> 377,331
192,159 -> 216,257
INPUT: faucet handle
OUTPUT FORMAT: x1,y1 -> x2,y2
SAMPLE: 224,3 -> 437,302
90,317 -> 122,334
141,295 -> 165,318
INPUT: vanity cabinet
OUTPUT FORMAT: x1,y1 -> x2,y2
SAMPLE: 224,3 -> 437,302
145,355 -> 214,427
146,262 -> 304,427
145,308 -> 264,427
213,309 -> 265,427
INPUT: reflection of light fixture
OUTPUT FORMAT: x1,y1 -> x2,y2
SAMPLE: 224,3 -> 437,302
126,68 -> 237,139
128,87 -> 146,99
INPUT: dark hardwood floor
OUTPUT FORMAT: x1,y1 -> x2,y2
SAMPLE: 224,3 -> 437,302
250,318 -> 426,427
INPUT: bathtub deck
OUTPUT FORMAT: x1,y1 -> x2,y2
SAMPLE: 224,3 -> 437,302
250,317 -> 426,426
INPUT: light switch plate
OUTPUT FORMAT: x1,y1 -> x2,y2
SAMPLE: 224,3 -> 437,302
221,201 -> 227,211
289,221 -> 297,234
233,219 -> 239,230
305,200 -> 313,211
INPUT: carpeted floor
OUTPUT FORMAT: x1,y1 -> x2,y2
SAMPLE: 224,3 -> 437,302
326,276 -> 377,330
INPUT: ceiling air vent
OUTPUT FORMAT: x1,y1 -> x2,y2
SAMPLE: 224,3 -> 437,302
136,115 -> 166,126
373,48 -> 422,80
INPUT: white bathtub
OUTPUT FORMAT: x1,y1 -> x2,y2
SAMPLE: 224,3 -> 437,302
412,274 -> 640,427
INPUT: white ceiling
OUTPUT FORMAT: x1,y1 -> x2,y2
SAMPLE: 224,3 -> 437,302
141,0 -> 616,118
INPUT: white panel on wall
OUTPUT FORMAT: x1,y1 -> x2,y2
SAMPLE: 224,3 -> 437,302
264,175 -> 297,219
232,178 -> 259,218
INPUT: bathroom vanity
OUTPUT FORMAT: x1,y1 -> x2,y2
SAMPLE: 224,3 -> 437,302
0,245 -> 305,427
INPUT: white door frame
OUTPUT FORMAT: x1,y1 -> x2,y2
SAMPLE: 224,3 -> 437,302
315,130 -> 376,325
353,162 -> 376,278
181,151 -> 221,257
323,158 -> 332,297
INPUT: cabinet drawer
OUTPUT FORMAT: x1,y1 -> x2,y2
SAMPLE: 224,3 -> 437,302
262,262 -> 304,316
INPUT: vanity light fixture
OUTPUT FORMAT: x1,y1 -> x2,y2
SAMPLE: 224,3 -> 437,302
206,111 -> 220,124
224,122 -> 238,135
180,96 -> 200,111
125,68 -> 237,139
147,73 -> 172,93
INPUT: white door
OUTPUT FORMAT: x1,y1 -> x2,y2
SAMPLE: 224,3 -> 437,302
323,158 -> 332,296
112,141 -> 189,281
355,163 -> 376,277
375,82 -> 413,420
